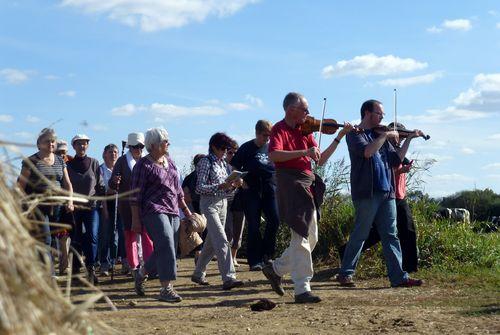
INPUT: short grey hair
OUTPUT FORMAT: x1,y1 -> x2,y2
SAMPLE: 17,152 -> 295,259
144,127 -> 169,153
283,92 -> 305,111
37,128 -> 57,144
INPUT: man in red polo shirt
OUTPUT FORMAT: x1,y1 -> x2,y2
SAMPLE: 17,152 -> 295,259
262,92 -> 352,303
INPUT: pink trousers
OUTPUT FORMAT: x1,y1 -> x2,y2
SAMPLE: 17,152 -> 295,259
124,229 -> 154,269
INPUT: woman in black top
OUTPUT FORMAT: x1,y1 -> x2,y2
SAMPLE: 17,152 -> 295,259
67,134 -> 105,283
18,128 -> 74,273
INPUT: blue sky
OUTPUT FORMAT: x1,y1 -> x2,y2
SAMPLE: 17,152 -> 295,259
1,0 -> 499,197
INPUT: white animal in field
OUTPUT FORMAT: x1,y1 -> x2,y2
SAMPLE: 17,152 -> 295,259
437,208 -> 471,224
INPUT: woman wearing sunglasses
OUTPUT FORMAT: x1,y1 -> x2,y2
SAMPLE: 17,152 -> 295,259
109,132 -> 154,276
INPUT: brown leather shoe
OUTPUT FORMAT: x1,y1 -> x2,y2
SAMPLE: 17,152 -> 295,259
336,275 -> 355,287
392,278 -> 423,288
191,275 -> 210,286
262,263 -> 285,296
222,279 -> 244,290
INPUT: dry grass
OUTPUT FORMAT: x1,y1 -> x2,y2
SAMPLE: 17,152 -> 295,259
0,147 -> 114,335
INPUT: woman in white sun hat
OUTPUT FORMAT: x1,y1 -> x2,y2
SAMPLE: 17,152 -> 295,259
108,132 -> 154,277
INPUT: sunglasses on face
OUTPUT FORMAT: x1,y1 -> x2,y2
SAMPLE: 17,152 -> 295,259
130,144 -> 144,149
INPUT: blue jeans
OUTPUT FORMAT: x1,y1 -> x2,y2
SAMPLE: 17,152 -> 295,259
340,191 -> 408,286
72,208 -> 99,268
98,200 -> 125,270
242,188 -> 280,266
143,213 -> 180,282
36,206 -> 60,274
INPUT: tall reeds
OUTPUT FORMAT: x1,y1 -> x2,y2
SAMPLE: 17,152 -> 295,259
0,148 -> 112,334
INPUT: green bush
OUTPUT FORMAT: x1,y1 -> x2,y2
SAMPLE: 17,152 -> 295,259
417,219 -> 499,271
314,196 -> 354,263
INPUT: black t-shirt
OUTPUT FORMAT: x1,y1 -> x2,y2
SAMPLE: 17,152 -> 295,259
230,139 -> 275,192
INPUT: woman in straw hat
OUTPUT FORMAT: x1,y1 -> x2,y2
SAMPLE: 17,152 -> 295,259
131,127 -> 192,303
18,128 -> 74,273
67,133 -> 105,284
108,132 -> 154,276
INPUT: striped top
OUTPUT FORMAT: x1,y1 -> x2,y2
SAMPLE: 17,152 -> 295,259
22,153 -> 66,195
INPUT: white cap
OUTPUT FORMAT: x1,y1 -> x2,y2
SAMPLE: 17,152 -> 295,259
56,140 -> 68,151
127,132 -> 145,147
71,134 -> 90,145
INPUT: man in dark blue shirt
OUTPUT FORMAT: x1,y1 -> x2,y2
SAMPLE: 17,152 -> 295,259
337,99 -> 423,288
231,120 -> 280,270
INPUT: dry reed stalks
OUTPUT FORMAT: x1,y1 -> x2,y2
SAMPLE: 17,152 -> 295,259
0,148 -> 115,334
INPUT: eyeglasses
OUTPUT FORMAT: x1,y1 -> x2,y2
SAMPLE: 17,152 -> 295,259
371,110 -> 385,117
293,106 -> 310,114
130,144 -> 144,149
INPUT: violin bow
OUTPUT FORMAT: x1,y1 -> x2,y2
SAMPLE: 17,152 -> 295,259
317,97 -> 327,150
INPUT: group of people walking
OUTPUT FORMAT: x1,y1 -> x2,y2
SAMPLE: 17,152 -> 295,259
19,91 -> 423,304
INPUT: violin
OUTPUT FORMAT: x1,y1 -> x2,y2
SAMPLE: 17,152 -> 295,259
301,115 -> 345,136
370,125 -> 430,140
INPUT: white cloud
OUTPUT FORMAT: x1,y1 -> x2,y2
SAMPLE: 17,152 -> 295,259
402,107 -> 490,123
403,73 -> 500,123
322,54 -> 427,78
378,71 -> 443,87
26,115 -> 41,123
206,95 -> 263,110
453,73 -> 500,112
0,68 -> 33,84
461,147 -> 475,155
205,99 -> 219,105
112,96 -> 261,121
245,94 -> 263,107
59,90 -> 76,97
0,114 -> 14,122
489,10 -> 498,16
227,102 -> 250,111
111,103 -> 141,116
482,162 -> 500,170
497,22 -> 500,29
61,0 -> 260,32
427,18 -> 472,33
488,133 -> 500,140
426,26 -> 442,34
44,74 -> 60,80
432,173 -> 474,182
411,153 -> 453,163
443,19 -> 472,31
151,103 -> 226,118
14,131 -> 35,139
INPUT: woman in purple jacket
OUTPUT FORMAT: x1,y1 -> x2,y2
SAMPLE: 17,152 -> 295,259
131,127 -> 192,303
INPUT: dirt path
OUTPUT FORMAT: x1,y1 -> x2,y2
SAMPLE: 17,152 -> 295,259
88,259 -> 499,334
